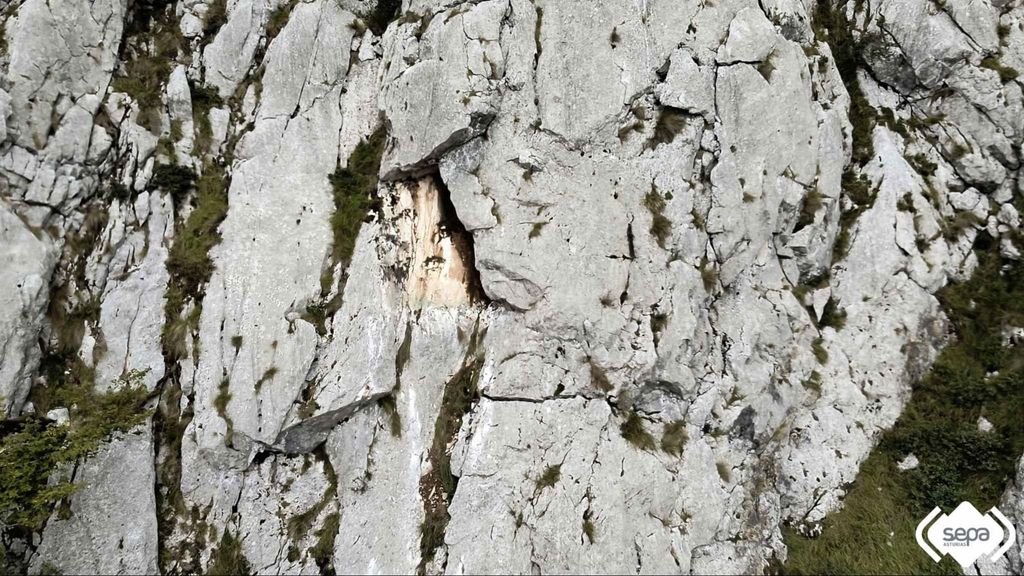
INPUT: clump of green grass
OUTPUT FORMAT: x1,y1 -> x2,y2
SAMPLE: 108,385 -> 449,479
782,454 -> 960,575
818,298 -> 847,331
661,421 -> 688,456
418,328 -> 485,571
529,221 -> 547,239
202,0 -> 228,37
906,153 -> 937,177
811,0 -> 876,165
700,258 -> 719,291
322,127 -> 387,297
254,366 -> 278,393
161,163 -> 229,360
832,169 -> 876,263
646,107 -> 688,150
812,337 -> 829,364
582,508 -> 596,544
620,411 -> 656,451
207,530 -> 251,576
643,186 -> 672,248
285,450 -> 339,559
310,512 -> 339,570
802,370 -> 823,395
111,6 -> 185,133
265,0 -> 299,41
941,211 -> 984,240
757,52 -> 776,82
716,461 -> 732,483
0,370 -> 150,530
980,55 -> 1019,82
214,377 -> 233,438
536,464 -> 561,491
151,164 -> 197,206
189,82 -> 224,157
796,188 -> 824,229
378,394 -> 402,437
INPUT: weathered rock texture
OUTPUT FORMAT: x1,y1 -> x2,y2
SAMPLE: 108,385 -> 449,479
0,0 -> 1022,573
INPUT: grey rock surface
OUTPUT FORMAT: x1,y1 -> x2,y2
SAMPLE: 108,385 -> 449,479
0,0 -> 1022,573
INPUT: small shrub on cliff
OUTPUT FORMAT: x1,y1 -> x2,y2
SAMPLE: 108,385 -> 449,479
0,371 -> 150,530
620,411 -> 656,451
322,126 -> 387,295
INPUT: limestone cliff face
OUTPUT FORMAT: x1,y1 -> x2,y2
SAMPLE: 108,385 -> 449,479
0,0 -> 1022,574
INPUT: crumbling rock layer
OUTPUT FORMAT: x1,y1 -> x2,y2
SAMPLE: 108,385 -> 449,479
0,0 -> 1023,574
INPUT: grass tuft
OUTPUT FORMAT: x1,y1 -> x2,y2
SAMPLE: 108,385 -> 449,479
536,464 -> 561,491
0,370 -> 150,530
620,411 -> 656,451
661,420 -> 688,456
643,185 -> 672,249
322,127 -> 387,297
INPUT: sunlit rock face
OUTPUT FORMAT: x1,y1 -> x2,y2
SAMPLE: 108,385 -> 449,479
0,0 -> 1022,573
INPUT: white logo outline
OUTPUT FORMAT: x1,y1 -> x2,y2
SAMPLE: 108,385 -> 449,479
916,502 -> 1017,567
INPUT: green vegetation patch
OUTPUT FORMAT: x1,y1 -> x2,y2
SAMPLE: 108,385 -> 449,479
190,82 -> 224,157
0,370 -> 150,530
646,107 -> 689,150
112,3 -> 185,133
643,185 -> 672,249
784,237 -> 1024,574
980,55 -> 1019,83
321,126 -> 387,297
811,0 -> 877,165
661,420 -> 688,456
620,410 -> 656,451
535,464 -> 562,491
161,163 -> 229,360
266,0 -> 299,41
418,325 -> 486,573
207,529 -> 251,576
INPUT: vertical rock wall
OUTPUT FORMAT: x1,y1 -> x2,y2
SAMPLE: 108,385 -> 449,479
0,0 -> 1021,574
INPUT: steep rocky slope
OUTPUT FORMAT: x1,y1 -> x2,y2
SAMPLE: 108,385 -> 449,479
0,0 -> 1022,574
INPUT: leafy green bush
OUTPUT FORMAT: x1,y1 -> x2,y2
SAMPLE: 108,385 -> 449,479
0,371 -> 150,530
